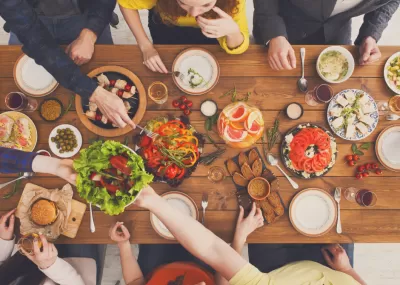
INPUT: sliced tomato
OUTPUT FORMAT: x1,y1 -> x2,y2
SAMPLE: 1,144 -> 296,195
110,155 -> 132,175
303,159 -> 314,173
165,164 -> 178,179
312,155 -> 325,172
176,167 -> 186,180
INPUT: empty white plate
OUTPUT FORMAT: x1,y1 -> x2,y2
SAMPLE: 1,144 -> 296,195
150,191 -> 199,240
289,188 -> 337,237
376,125 -> 400,171
14,54 -> 58,97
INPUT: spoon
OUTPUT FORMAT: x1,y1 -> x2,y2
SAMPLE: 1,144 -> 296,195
266,154 -> 299,189
89,203 -> 96,233
297,48 -> 308,93
0,172 -> 33,190
387,113 -> 400,120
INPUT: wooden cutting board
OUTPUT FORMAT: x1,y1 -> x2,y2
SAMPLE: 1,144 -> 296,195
17,183 -> 86,239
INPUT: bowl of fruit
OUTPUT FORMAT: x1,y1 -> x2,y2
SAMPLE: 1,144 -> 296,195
217,102 -> 264,149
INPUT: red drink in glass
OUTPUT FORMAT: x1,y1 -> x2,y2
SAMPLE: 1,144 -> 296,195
355,189 -> 377,207
5,92 -> 38,112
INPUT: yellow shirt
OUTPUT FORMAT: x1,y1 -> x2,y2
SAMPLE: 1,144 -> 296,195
230,261 -> 361,285
118,0 -> 249,54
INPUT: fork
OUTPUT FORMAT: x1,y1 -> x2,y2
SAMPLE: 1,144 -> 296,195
170,71 -> 185,81
386,113 -> 400,121
201,193 -> 209,225
334,187 -> 342,234
136,125 -> 158,139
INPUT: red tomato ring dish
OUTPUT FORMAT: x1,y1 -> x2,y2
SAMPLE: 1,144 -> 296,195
134,116 -> 204,187
281,123 -> 338,179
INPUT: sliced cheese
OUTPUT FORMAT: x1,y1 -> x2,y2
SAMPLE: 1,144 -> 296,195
347,113 -> 356,125
332,117 -> 344,129
355,122 -> 368,135
336,96 -> 349,107
359,93 -> 369,105
359,115 -> 374,126
346,124 -> 356,138
344,91 -> 356,104
329,106 -> 343,117
361,103 -> 375,114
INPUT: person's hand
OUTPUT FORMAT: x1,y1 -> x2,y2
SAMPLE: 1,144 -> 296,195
109,222 -> 131,245
90,86 -> 136,129
359,36 -> 381,65
21,234 -> 58,270
66,29 -> 97,66
321,244 -> 353,273
267,36 -> 296,70
234,203 -> 264,243
55,159 -> 77,186
133,186 -> 158,209
0,209 -> 16,240
197,7 -> 240,39
140,43 -> 168,74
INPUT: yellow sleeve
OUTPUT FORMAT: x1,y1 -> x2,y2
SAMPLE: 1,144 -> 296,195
117,0 -> 156,10
229,263 -> 271,285
218,0 -> 249,55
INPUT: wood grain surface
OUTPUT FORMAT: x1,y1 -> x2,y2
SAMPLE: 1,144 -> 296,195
1,45 -> 399,244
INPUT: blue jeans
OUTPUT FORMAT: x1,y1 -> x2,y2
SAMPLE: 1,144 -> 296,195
9,14 -> 113,45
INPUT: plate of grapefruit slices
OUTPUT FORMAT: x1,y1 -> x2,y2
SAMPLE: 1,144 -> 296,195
217,102 -> 265,149
281,123 -> 337,179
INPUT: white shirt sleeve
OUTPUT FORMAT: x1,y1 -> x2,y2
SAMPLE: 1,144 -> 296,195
0,237 -> 15,265
40,257 -> 85,285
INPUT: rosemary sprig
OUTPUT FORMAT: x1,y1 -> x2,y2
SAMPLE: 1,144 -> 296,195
64,94 -> 75,116
219,86 -> 250,102
98,171 -> 124,181
198,134 -> 226,166
2,173 -> 23,199
265,116 -> 280,152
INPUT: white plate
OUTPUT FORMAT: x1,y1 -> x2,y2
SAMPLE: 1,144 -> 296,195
327,89 -> 379,141
289,188 -> 337,237
383,52 -> 400,95
376,125 -> 400,171
172,48 -> 220,95
316,46 -> 355,84
14,54 -> 58,97
150,191 -> 199,240
48,124 -> 82,158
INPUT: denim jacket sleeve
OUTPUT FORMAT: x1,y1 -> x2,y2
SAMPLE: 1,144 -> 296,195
84,0 -> 116,37
0,0 -> 98,99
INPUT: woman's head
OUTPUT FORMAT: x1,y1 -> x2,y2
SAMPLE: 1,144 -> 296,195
156,0 -> 239,21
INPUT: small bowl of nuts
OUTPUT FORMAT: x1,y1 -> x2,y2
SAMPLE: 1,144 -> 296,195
48,124 -> 82,158
39,98 -> 63,122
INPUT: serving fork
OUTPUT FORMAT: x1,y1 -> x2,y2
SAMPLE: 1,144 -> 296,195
334,187 -> 342,234
136,125 -> 158,139
201,193 -> 209,225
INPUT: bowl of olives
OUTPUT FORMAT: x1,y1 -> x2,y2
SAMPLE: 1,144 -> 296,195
48,124 -> 82,158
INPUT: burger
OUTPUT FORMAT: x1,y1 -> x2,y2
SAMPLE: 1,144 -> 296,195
30,199 -> 58,226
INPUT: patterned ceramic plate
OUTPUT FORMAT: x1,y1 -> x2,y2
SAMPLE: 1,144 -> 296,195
327,89 -> 379,141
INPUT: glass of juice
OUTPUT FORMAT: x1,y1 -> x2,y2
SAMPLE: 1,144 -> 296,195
5,92 -> 38,112
388,95 -> 400,113
148,81 -> 168,104
208,166 -> 225,183
305,84 -> 334,106
355,189 -> 377,207
17,233 -> 42,255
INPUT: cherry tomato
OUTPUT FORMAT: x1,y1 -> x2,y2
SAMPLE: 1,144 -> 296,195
355,173 -> 363,180
365,163 -> 372,170
180,96 -> 188,102
347,160 -> 356,166
124,84 -> 132,92
357,165 -> 366,172
183,109 -> 191,116
109,79 -> 116,87
179,104 -> 187,110
95,113 -> 102,121
362,172 -> 369,177
117,89 -> 124,97
345,155 -> 353,162
165,164 -> 178,180
352,155 -> 360,161
110,155 -> 132,175
172,100 -> 180,108
372,163 -> 379,169
375,169 -> 383,175
186,101 -> 193,108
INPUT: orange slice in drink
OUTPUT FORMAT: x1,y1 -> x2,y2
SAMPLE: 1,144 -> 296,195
148,81 -> 168,104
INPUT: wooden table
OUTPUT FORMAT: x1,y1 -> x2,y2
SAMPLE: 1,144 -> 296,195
1,45 -> 400,244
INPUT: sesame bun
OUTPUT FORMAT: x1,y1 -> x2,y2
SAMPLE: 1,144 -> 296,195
30,199 -> 57,226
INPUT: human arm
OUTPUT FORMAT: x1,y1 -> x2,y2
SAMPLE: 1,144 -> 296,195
135,187 -> 248,280
0,209 -> 16,265
67,0 -> 116,65
20,234 -> 85,285
109,222 -> 145,285
215,204 -> 264,285
119,3 -> 168,73
322,244 -> 367,285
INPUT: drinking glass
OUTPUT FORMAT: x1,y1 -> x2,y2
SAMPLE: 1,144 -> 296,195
344,187 -> 377,207
376,100 -> 390,116
17,233 -> 41,255
305,84 -> 334,106
148,81 -> 168,104
208,166 -> 225,183
388,95 -> 400,113
5,92 -> 38,112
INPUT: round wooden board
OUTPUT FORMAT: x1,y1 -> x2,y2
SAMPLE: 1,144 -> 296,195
289,188 -> 337,238
13,53 -> 59,97
75,66 -> 147,137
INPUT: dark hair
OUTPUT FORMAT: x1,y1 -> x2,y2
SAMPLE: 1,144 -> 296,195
0,252 -> 45,285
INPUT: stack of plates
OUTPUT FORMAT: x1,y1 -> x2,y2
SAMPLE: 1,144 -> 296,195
376,125 -> 400,171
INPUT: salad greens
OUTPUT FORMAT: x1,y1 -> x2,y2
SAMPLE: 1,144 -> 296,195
74,140 -> 153,215
188,68 -> 207,88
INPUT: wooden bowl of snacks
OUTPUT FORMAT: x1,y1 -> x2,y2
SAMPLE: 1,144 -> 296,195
248,177 -> 271,200
39,98 -> 63,122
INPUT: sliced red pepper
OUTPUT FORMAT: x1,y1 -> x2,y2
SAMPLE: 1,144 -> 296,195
176,167 -> 185,180
139,136 -> 153,148
110,155 -> 132,175
100,177 -> 119,194
165,164 -> 178,180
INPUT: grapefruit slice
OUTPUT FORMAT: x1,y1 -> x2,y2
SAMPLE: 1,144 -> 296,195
245,110 -> 263,134
223,125 -> 248,143
225,102 -> 248,122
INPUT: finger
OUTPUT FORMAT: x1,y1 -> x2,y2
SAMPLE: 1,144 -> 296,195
249,202 -> 257,217
1,208 -> 16,223
364,51 -> 381,64
33,239 -> 41,255
268,58 -> 278,70
272,56 -> 284,70
321,248 -> 334,267
120,111 -> 136,129
255,207 -> 263,218
201,30 -> 219,39
114,115 -> 127,129
212,6 -> 229,18
51,244 -> 58,256
20,246 -> 33,259
145,61 -> 157,72
149,58 -> 163,73
278,52 -> 292,70
237,206 -> 244,224
197,16 -> 218,26
120,224 -> 130,238
288,48 -> 297,69
65,44 -> 71,55
40,234 -> 48,254
154,56 -> 168,74
110,222 -> 120,238
7,214 -> 15,233
359,45 -> 373,65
